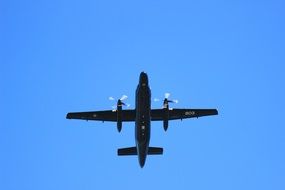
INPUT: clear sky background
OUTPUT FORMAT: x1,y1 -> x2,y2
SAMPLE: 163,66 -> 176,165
1,0 -> 285,189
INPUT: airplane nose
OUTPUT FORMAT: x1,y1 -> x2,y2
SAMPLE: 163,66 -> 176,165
139,72 -> 148,85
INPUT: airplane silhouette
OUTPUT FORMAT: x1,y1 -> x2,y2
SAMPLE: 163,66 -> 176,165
66,72 -> 218,168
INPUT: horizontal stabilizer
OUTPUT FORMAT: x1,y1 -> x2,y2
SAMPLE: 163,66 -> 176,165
118,147 -> 137,156
148,147 -> 163,155
118,146 -> 163,156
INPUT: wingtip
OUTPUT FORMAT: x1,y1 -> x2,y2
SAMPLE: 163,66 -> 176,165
66,113 -> 71,119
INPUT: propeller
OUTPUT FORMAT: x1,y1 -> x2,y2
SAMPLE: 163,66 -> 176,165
109,95 -> 130,110
154,92 -> 179,109
109,95 -> 128,101
154,93 -> 179,104
164,93 -> 178,103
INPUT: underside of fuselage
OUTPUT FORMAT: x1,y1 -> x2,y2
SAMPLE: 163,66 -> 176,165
116,72 -> 163,168
135,72 -> 151,167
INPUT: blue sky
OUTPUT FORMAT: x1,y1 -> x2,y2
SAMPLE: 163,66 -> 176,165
1,0 -> 285,189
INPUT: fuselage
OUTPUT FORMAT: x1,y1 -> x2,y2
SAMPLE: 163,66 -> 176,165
135,72 -> 151,167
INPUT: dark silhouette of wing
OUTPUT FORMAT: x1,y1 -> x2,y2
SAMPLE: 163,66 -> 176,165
66,110 -> 136,122
151,109 -> 218,121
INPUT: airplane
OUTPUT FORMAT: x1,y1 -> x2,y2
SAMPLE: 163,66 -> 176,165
66,72 -> 218,168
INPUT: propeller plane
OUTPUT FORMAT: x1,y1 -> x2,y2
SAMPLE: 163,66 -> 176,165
66,72 -> 218,167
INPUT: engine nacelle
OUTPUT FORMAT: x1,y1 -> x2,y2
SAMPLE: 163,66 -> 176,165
163,119 -> 169,131
117,120 -> 122,132
117,99 -> 123,132
163,106 -> 169,131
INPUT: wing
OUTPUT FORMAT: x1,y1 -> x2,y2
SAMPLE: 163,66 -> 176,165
66,110 -> 136,122
151,109 -> 218,121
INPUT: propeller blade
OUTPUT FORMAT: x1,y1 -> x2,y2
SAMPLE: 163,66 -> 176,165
165,93 -> 170,99
109,97 -> 115,101
120,95 -> 128,101
109,95 -> 130,109
154,98 -> 160,102
172,99 -> 179,104
167,99 -> 178,104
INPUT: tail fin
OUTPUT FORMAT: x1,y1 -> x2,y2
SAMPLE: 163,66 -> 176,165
117,146 -> 163,156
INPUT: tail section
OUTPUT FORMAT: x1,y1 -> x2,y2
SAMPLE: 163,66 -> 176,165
117,147 -> 163,156
118,147 -> 137,156
148,147 -> 163,155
